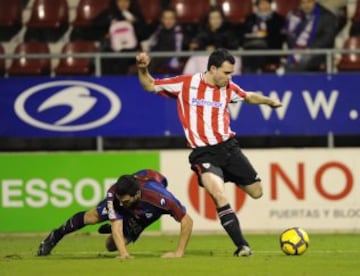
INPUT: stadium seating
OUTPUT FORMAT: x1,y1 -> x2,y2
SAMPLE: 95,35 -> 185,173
350,0 -> 360,36
216,0 -> 253,24
0,44 -> 5,76
54,41 -> 97,75
72,0 -> 110,27
24,0 -> 69,42
70,0 -> 110,41
169,0 -> 210,24
137,0 -> 162,25
0,0 -> 23,41
337,37 -> 360,71
273,0 -> 300,17
353,0 -> 360,21
7,42 -> 51,76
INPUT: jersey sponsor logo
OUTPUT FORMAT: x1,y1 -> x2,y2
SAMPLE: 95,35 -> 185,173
101,207 -> 108,215
160,198 -> 166,206
14,80 -> 121,132
191,98 -> 223,108
145,212 -> 153,219
202,163 -> 211,169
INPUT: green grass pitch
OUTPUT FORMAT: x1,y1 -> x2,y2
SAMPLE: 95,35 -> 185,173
1,233 -> 360,276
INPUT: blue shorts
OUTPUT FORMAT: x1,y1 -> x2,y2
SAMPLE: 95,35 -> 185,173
96,199 -> 111,222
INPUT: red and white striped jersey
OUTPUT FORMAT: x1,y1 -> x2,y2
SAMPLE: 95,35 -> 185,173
154,73 -> 247,148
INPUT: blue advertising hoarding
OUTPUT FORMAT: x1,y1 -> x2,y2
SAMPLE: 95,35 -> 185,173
0,74 -> 359,137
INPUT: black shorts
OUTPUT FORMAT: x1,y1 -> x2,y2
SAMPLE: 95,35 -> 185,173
189,138 -> 260,187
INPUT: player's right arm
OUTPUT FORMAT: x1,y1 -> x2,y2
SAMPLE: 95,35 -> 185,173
111,219 -> 132,259
106,188 -> 132,259
136,52 -> 155,92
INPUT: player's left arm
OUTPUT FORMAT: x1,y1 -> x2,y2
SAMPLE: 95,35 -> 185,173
244,91 -> 282,108
161,213 -> 193,258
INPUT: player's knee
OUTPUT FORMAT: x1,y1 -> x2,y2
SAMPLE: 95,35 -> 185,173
251,189 -> 263,199
105,235 -> 117,252
249,184 -> 263,199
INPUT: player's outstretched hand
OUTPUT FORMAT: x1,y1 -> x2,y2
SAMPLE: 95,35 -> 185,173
161,251 -> 183,258
269,99 -> 282,108
136,52 -> 150,69
116,254 -> 134,260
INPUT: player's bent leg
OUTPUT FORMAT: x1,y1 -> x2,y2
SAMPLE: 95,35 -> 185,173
241,181 -> 263,199
104,234 -> 130,252
105,235 -> 117,252
98,223 -> 112,234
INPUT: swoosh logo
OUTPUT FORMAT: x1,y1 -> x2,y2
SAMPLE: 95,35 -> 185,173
14,80 -> 121,132
38,86 -> 97,126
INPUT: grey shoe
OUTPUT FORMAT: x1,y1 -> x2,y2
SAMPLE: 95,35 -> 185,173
234,245 -> 253,257
37,231 -> 58,256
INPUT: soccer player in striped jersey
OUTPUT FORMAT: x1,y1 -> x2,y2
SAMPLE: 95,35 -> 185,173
37,169 -> 193,259
136,48 -> 282,256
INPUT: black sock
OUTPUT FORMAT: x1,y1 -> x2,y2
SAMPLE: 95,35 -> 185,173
217,204 -> 249,248
53,211 -> 86,241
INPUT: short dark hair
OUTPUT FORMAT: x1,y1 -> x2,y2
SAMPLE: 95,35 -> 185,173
255,0 -> 272,5
207,48 -> 235,70
207,6 -> 225,22
114,175 -> 140,197
161,8 -> 177,17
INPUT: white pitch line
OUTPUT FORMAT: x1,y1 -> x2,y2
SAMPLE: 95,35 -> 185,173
6,249 -> 360,258
255,250 -> 360,254
45,250 -> 360,255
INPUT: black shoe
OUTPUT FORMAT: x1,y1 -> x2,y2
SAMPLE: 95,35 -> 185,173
233,245 -> 253,257
98,223 -> 112,234
37,231 -> 58,256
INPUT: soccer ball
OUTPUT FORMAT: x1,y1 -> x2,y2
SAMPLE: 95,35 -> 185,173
280,227 -> 310,255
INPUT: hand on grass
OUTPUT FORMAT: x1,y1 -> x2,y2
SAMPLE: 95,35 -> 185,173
161,251 -> 183,258
116,254 -> 134,260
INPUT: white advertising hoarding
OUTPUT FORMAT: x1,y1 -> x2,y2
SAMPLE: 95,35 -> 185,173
160,149 -> 360,232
